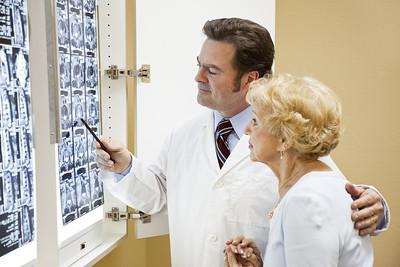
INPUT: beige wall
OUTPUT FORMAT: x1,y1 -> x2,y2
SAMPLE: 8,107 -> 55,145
275,1 -> 399,266
96,0 -> 399,266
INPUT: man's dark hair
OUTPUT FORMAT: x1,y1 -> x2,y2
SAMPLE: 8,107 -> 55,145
203,18 -> 275,79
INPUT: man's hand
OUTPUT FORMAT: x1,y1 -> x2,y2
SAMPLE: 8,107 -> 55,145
95,137 -> 131,173
345,182 -> 384,236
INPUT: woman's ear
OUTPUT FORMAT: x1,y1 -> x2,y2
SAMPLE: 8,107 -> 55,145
278,139 -> 291,152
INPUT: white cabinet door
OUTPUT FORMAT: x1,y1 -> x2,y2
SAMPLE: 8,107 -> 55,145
135,0 -> 275,238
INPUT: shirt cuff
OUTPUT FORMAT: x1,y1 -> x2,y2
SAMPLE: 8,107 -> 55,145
358,184 -> 390,235
113,154 -> 133,182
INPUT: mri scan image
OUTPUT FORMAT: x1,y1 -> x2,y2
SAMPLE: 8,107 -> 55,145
12,48 -> 29,88
73,131 -> 88,168
76,169 -> 91,216
60,92 -> 72,129
56,0 -> 102,225
20,205 -> 33,243
19,127 -> 31,166
71,56 -> 85,89
72,93 -> 85,126
12,4 -> 27,47
1,89 -> 13,128
70,0 -> 82,10
57,5 -> 70,53
84,16 -> 96,54
0,0 -> 35,258
20,166 -> 33,205
84,0 -> 95,13
18,88 -> 30,127
59,136 -> 74,173
2,171 -> 15,212
0,46 -> 11,87
69,12 -> 84,54
85,57 -> 97,88
86,94 -> 99,126
59,54 -> 71,89
60,180 -> 78,224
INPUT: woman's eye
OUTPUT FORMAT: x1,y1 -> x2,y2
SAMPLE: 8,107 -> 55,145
252,118 -> 258,126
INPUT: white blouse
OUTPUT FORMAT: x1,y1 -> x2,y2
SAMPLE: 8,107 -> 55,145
263,171 -> 373,267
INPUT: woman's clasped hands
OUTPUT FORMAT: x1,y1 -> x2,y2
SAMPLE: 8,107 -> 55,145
224,236 -> 263,267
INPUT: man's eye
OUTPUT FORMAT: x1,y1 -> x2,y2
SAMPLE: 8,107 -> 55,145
207,67 -> 218,75
252,118 -> 258,126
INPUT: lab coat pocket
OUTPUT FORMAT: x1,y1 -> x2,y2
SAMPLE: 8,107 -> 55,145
225,172 -> 278,228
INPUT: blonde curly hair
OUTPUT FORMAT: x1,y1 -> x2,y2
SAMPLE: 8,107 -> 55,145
246,73 -> 342,160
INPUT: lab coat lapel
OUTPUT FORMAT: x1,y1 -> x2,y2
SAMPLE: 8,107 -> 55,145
203,112 -> 220,174
219,135 -> 250,177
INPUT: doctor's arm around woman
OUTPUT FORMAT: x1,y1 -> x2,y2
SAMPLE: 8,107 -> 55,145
224,73 -> 374,267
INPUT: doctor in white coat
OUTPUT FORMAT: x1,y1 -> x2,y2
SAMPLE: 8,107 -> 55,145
96,18 -> 388,267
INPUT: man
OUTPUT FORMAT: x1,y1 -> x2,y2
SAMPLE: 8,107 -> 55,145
96,18 -> 388,267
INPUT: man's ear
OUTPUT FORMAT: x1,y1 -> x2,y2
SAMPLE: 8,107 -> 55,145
241,70 -> 260,91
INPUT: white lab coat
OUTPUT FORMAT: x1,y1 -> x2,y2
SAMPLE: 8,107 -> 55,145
102,111 -> 279,267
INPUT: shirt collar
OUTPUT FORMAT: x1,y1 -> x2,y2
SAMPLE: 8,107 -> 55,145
213,106 -> 252,138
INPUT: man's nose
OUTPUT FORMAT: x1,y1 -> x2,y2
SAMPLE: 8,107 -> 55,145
195,67 -> 207,83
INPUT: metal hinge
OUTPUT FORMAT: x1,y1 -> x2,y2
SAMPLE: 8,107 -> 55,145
106,207 -> 151,224
105,64 -> 151,82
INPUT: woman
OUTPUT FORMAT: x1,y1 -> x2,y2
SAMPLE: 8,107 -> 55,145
224,74 -> 373,267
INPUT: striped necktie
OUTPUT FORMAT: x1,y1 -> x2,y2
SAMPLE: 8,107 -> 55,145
215,118 -> 234,168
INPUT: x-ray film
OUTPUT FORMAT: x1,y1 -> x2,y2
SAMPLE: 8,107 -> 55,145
56,0 -> 102,225
0,1 -> 34,256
